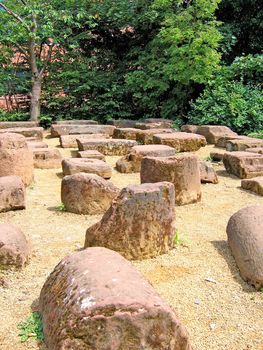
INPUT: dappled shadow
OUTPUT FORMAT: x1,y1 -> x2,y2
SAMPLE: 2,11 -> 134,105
216,169 -> 238,179
238,186 -> 263,198
55,172 -> 63,179
70,150 -> 78,157
211,240 -> 255,293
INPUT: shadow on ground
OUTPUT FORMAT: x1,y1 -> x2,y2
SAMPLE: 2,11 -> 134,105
211,240 -> 255,293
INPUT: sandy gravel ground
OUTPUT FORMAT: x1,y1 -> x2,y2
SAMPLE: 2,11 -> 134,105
0,133 -> 262,350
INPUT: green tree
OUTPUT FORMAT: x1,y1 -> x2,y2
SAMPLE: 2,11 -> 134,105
43,0 -> 222,122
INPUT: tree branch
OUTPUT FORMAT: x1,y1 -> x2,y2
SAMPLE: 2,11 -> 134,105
0,3 -> 29,30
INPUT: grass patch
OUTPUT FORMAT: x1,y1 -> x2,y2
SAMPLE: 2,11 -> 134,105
17,312 -> 44,343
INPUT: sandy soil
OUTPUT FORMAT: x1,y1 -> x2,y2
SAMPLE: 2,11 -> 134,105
0,134 -> 262,350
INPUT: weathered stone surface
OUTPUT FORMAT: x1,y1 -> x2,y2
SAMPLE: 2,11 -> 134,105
223,151 -> 263,179
33,148 -> 62,169
59,134 -> 109,148
27,140 -> 48,149
62,158 -> 112,179
241,177 -> 263,196
135,119 -> 173,129
210,151 -> 225,162
196,125 -> 237,144
51,124 -> 115,137
0,127 -> 44,140
141,155 -> 201,205
77,150 -> 105,161
0,223 -> 30,267
55,120 -> 98,125
215,135 -> 249,148
226,205 -> 263,290
153,132 -> 206,152
116,145 -> 176,173
136,128 -> 174,145
180,125 -> 199,133
77,138 -> 137,156
85,182 -> 176,260
199,161 -> 218,184
245,147 -> 263,154
108,119 -> 137,128
0,176 -> 25,212
226,138 -> 263,152
113,128 -> 139,140
39,247 -> 191,350
0,133 -> 34,186
0,121 -> 38,129
61,173 -> 119,214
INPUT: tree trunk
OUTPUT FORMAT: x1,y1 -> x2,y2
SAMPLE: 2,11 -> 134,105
30,77 -> 41,121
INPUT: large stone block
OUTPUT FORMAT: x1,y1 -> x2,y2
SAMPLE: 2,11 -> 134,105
33,148 -> 62,169
108,119 -> 137,128
245,147 -> 263,154
50,124 -> 115,137
0,121 -> 38,129
241,177 -> 263,196
0,133 -> 34,186
180,125 -> 199,133
215,135 -> 249,148
0,127 -> 44,140
55,120 -> 98,125
62,158 -> 112,179
226,138 -> 263,152
135,119 -> 173,129
39,247 -> 191,350
77,138 -> 137,156
27,140 -> 48,149
226,205 -> 263,290
85,182 -> 176,260
60,134 -> 109,148
0,223 -> 30,267
77,150 -> 105,161
113,128 -> 139,140
136,129 -> 174,145
152,132 -> 206,152
223,151 -> 263,179
141,154 -> 201,205
116,145 -> 176,173
199,161 -> 218,184
196,125 -> 237,144
0,176 -> 25,212
61,173 -> 119,214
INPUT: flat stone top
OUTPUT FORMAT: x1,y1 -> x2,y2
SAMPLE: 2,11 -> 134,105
0,121 -> 38,129
224,151 -> 263,158
64,158 -> 106,165
131,144 -> 175,153
143,118 -> 173,123
198,125 -> 234,131
0,133 -> 27,149
144,153 -> 198,162
0,127 -> 43,133
227,137 -> 263,144
154,132 -> 205,140
0,175 -> 23,185
246,147 -> 263,154
115,128 -> 139,132
136,128 -> 174,135
55,120 -> 98,125
32,148 -> 61,154
242,176 -> 263,183
77,150 -> 104,156
126,181 -> 174,194
77,138 -> 137,145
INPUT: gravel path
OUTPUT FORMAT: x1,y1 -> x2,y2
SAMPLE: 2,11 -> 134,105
0,134 -> 262,350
